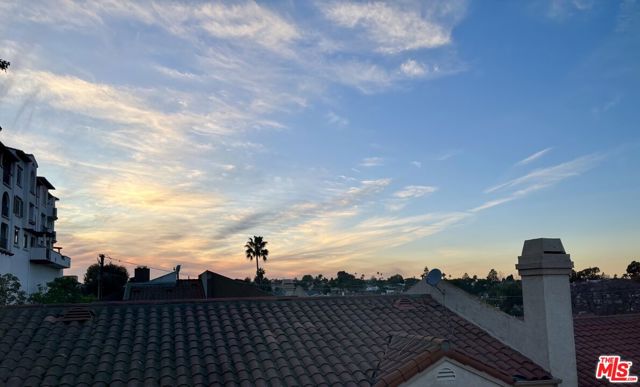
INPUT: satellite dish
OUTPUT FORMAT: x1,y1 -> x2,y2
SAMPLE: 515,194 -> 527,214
426,268 -> 442,287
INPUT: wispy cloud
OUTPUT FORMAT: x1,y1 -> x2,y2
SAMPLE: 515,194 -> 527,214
592,95 -> 621,115
516,147 -> 552,166
546,0 -> 595,20
411,161 -> 422,168
400,59 -> 427,77
321,1 -> 462,54
393,185 -> 438,199
480,153 -> 603,213
387,185 -> 438,211
435,149 -> 461,161
359,156 -> 385,167
326,111 -> 349,127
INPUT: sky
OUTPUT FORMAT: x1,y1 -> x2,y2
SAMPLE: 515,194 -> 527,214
0,0 -> 638,281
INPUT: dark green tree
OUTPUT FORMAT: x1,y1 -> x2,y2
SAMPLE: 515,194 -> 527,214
387,274 -> 404,285
571,267 -> 602,282
253,268 -> 271,292
487,269 -> 500,282
29,277 -> 94,304
0,273 -> 26,305
626,260 -> 640,280
0,59 -> 9,72
84,262 -> 129,300
245,236 -> 269,280
298,274 -> 314,290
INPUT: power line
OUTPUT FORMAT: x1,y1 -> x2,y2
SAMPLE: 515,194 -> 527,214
105,255 -> 199,279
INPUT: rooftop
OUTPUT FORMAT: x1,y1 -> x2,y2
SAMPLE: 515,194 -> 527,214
574,313 -> 640,387
0,294 -> 551,386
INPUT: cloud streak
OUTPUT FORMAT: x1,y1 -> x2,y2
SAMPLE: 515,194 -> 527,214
485,153 -> 603,194
359,157 -> 385,167
516,147 -> 552,166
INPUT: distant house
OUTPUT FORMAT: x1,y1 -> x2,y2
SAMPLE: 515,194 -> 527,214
0,141 -> 70,294
571,278 -> 640,315
0,239 -> 637,386
123,267 -> 270,301
271,279 -> 308,297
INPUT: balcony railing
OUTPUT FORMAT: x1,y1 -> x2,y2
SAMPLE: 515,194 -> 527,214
30,247 -> 71,269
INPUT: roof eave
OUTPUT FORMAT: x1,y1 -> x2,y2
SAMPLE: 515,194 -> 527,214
37,176 -> 56,190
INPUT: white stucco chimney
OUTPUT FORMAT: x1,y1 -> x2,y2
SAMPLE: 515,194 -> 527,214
516,238 -> 578,387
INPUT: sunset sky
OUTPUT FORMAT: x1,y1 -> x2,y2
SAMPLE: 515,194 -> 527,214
0,0 -> 638,281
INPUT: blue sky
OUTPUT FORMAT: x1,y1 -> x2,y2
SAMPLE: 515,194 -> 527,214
0,0 -> 638,280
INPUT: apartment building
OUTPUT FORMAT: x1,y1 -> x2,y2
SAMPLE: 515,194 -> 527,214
0,141 -> 70,294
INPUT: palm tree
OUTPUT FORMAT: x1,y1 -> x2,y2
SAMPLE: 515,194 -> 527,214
245,236 -> 269,281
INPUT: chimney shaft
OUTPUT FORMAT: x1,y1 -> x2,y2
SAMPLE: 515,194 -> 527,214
516,238 -> 577,387
134,266 -> 150,283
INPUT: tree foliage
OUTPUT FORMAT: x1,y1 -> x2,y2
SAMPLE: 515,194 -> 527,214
449,273 -> 523,316
486,269 -> 500,282
626,260 -> 640,280
387,274 -> 404,285
29,276 -> 94,304
0,59 -> 9,72
0,273 -> 26,305
253,268 -> 272,292
245,236 -> 269,280
570,267 -> 603,282
84,262 -> 129,300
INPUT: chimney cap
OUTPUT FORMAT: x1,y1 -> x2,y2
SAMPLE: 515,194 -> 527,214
517,238 -> 573,275
521,238 -> 565,256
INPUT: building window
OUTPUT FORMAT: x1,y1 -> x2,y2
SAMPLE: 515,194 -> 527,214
29,203 -> 35,224
2,156 -> 11,186
13,196 -> 23,218
13,227 -> 19,245
0,223 -> 8,250
30,171 -> 35,194
41,213 -> 46,231
30,236 -> 35,247
22,233 -> 27,249
1,193 -> 9,218
16,166 -> 22,187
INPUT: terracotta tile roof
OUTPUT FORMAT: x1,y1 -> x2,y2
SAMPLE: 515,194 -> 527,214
371,333 -> 528,386
0,295 -> 551,386
574,313 -> 640,386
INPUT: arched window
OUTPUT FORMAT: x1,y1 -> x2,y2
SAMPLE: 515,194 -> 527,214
1,193 -> 9,218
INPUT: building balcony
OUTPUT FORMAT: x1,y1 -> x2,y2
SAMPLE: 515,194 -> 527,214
30,247 -> 70,269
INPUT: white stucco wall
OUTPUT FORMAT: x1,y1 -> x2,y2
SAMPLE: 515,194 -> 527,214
0,149 -> 67,295
406,280 -> 529,358
0,250 -> 61,294
29,263 -> 62,293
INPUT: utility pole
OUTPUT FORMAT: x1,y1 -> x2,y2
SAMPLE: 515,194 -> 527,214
97,254 -> 105,301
